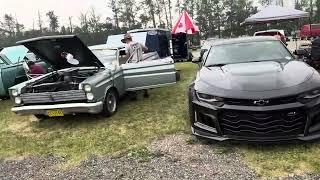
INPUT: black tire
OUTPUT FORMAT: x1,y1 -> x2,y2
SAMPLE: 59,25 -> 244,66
188,52 -> 194,61
34,114 -> 46,120
176,70 -> 181,81
101,89 -> 118,117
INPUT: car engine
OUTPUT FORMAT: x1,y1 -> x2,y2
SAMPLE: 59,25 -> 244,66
24,68 -> 97,93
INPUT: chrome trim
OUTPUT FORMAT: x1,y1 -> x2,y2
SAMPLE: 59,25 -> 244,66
126,82 -> 176,91
12,101 -> 103,115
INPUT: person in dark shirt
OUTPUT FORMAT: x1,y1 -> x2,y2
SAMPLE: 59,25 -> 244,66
27,61 -> 46,77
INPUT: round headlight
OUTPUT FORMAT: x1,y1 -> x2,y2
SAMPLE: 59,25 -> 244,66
84,84 -> 92,92
11,90 -> 18,97
86,93 -> 94,101
15,97 -> 22,104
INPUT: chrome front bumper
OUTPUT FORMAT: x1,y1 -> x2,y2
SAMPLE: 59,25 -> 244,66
12,102 -> 103,115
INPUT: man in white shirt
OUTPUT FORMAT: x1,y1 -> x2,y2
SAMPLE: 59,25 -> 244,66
121,33 -> 150,98
121,33 -> 148,63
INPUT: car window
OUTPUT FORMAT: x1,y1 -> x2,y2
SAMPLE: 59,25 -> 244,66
255,32 -> 279,36
92,49 -> 118,66
205,41 -> 293,66
0,57 -> 5,66
0,45 -> 29,64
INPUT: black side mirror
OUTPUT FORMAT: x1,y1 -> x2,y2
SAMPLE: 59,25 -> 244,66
119,50 -> 126,56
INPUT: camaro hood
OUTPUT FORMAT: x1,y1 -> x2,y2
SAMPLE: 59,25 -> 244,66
17,35 -> 104,70
199,61 -> 314,91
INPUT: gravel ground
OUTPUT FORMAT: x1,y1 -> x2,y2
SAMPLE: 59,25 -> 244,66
0,134 -> 319,180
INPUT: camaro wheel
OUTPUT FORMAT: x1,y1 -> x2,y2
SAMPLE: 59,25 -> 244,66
101,89 -> 118,117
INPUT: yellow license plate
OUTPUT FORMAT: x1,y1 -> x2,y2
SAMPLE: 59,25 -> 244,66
47,109 -> 64,117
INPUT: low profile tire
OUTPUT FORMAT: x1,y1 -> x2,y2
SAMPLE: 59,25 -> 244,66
101,89 -> 118,117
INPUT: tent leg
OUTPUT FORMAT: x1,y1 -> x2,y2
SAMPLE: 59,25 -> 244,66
309,17 -> 312,39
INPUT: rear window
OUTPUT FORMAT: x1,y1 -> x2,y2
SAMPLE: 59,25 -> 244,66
312,24 -> 320,29
255,32 -> 280,36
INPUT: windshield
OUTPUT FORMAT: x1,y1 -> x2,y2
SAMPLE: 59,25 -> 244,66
0,45 -> 29,64
205,41 -> 293,66
92,49 -> 118,66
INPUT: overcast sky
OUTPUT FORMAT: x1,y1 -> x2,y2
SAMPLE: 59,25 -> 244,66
0,0 -> 294,30
0,0 -> 113,30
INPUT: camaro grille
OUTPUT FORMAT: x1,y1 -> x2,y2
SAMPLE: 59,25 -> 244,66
219,109 -> 306,137
224,96 -> 297,106
21,90 -> 87,105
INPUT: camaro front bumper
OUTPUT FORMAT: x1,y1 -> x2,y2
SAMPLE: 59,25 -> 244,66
190,97 -> 320,142
12,102 -> 103,116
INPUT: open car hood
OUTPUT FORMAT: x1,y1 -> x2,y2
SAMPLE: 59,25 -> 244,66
17,35 -> 104,70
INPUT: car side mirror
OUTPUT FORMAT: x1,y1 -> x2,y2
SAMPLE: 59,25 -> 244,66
119,50 -> 126,56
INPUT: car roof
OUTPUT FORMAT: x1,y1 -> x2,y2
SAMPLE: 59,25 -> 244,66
254,29 -> 285,35
208,36 -> 278,46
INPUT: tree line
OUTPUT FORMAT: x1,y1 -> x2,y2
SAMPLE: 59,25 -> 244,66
0,0 -> 320,47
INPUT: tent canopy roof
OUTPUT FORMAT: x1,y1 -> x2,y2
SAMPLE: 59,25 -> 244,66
172,10 -> 199,34
242,5 -> 309,25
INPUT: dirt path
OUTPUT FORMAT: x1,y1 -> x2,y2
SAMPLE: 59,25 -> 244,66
0,134 -> 318,180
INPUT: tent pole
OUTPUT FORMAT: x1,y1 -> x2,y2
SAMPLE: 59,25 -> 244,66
309,16 -> 312,39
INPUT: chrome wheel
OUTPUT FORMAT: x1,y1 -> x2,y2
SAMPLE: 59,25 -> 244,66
101,89 -> 118,117
106,92 -> 117,113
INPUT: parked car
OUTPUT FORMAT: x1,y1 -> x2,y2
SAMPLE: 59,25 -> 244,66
299,24 -> 320,39
254,29 -> 288,45
107,28 -> 171,58
10,35 -> 178,118
0,46 -> 42,98
189,36 -> 320,142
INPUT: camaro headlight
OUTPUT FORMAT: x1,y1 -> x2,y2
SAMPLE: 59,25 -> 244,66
11,89 -> 19,97
86,93 -> 94,101
299,89 -> 320,102
15,97 -> 22,104
196,91 -> 224,106
84,84 -> 92,92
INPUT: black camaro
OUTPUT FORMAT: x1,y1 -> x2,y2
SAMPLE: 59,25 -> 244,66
189,36 -> 320,142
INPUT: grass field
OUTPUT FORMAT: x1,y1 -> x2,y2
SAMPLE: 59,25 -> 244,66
1,62 -> 320,177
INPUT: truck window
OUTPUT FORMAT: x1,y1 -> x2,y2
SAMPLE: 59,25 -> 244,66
312,24 -> 320,29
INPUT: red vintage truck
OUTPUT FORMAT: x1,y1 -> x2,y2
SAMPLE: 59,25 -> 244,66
299,24 -> 320,39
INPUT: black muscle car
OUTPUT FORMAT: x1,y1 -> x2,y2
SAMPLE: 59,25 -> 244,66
189,36 -> 320,142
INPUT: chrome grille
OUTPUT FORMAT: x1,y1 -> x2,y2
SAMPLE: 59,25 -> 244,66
219,109 -> 306,137
21,90 -> 87,105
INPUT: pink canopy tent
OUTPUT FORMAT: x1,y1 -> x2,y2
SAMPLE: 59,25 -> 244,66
172,10 -> 199,34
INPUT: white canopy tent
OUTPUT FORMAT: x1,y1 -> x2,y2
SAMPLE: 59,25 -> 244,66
242,5 -> 309,25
